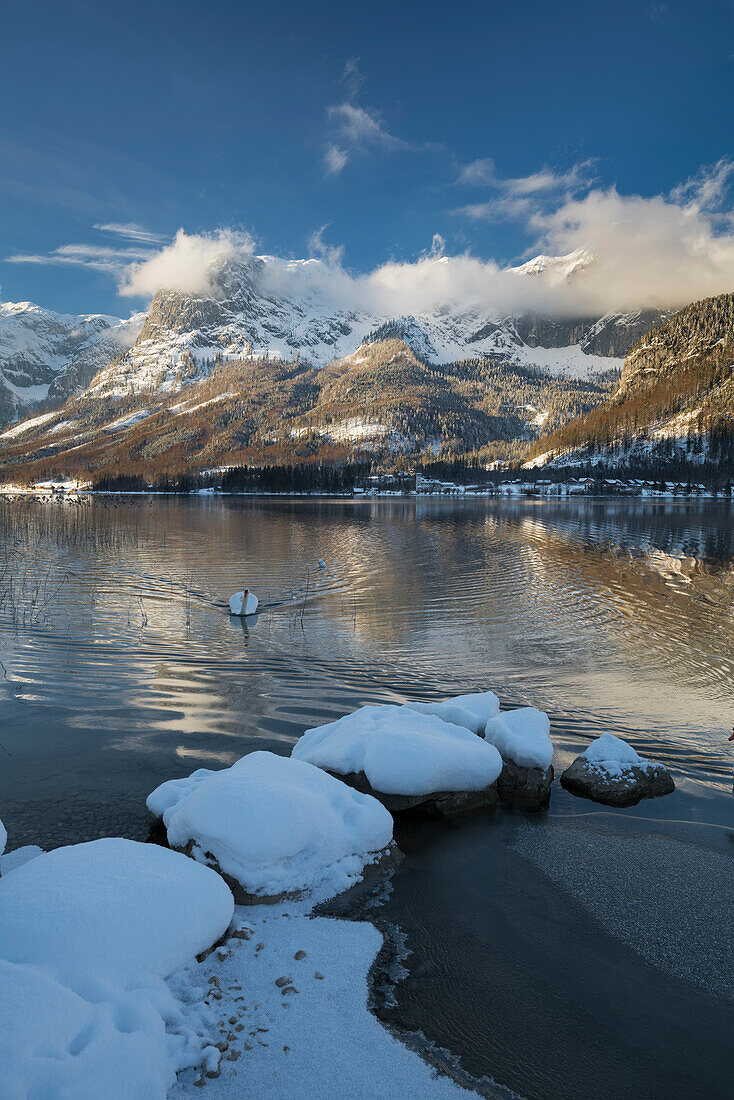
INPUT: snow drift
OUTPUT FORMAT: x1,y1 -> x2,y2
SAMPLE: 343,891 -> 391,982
0,838 -> 234,1098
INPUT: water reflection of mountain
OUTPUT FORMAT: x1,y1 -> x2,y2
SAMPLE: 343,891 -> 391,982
415,497 -> 734,564
3,496 -> 734,779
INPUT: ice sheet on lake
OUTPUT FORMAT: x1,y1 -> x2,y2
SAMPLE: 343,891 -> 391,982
514,820 -> 734,1003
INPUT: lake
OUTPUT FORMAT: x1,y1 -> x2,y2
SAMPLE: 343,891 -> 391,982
0,495 -> 732,1098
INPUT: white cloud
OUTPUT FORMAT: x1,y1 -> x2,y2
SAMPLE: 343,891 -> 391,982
669,157 -> 734,214
307,224 -> 344,266
6,242 -> 150,274
506,162 -> 596,196
455,159 -> 597,222
263,161 -> 734,317
8,161 -> 734,320
118,228 -> 255,298
341,58 -> 366,99
456,157 -> 497,186
327,103 -> 407,152
458,194 -> 537,223
94,222 -> 168,245
322,100 -> 423,175
527,178 -> 734,312
324,144 -> 349,175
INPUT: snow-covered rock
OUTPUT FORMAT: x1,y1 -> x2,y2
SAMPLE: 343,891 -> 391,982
228,590 -> 259,616
0,817 -> 6,865
292,704 -> 503,816
0,838 -> 234,987
484,708 -> 554,770
147,750 -> 395,904
403,690 -> 500,734
0,839 -> 235,1098
560,732 -> 675,806
484,708 -> 555,811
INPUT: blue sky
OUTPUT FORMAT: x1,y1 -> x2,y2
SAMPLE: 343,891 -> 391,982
1,0 -> 733,315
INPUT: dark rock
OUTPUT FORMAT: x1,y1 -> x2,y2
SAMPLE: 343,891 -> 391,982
496,760 -> 554,811
560,758 -> 674,807
324,769 -> 497,818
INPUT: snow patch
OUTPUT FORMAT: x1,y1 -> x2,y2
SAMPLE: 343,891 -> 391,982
0,411 -> 57,440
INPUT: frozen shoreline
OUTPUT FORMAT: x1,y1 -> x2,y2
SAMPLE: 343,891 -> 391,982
0,840 -> 480,1099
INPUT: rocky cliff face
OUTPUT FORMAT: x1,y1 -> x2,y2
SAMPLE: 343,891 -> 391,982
0,303 -> 143,425
513,310 -> 672,357
0,253 -> 671,431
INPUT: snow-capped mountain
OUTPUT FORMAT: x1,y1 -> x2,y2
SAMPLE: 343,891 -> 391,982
79,253 -> 668,402
0,302 -> 144,425
0,252 -> 669,429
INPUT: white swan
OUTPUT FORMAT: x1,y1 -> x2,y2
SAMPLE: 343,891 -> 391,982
229,589 -> 259,616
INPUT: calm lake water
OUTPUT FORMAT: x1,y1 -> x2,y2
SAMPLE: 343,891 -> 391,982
1,495 -> 733,1098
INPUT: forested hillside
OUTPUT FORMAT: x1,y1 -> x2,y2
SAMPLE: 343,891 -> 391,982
0,338 -> 611,483
526,292 -> 734,470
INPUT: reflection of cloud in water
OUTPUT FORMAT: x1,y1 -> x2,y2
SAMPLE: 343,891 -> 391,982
175,745 -> 240,765
3,495 -> 734,795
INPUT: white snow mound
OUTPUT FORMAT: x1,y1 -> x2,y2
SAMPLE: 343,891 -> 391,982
484,707 -> 554,771
0,837 -> 234,988
147,750 -> 394,900
0,845 -> 44,876
0,818 -> 6,863
228,590 -> 259,615
403,690 -> 500,733
579,732 -> 653,776
0,959 -> 170,1100
0,839 -> 234,1098
292,704 -> 503,796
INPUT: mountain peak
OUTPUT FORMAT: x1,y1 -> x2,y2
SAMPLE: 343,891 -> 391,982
511,248 -> 593,282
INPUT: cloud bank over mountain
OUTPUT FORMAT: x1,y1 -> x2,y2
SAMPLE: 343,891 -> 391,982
8,160 -> 734,320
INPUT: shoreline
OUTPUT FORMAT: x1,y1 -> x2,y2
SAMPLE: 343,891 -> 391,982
0,487 -> 731,502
